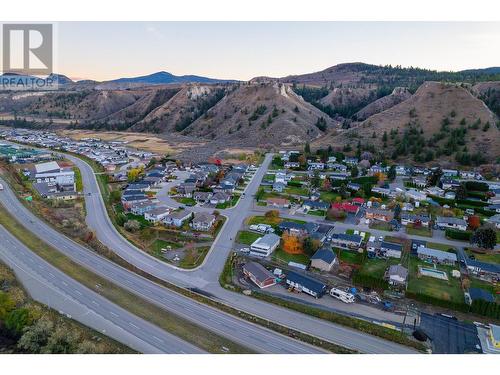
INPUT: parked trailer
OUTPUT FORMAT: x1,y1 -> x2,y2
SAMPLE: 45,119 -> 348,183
329,288 -> 355,303
0,183 -> 3,191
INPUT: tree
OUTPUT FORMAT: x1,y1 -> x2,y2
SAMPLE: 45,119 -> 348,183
387,165 -> 396,181
456,183 -> 467,200
5,308 -> 32,335
304,142 -> 311,155
282,232 -> 303,254
127,168 -> 142,182
382,131 -> 388,142
255,187 -> 265,202
265,210 -> 280,219
326,208 -> 347,221
124,220 -> 141,232
17,317 -> 54,353
393,203 -> 401,222
467,215 -> 481,231
471,226 -> 497,249
351,165 -> 359,178
0,291 -> 15,320
41,326 -> 79,354
303,237 -> 321,256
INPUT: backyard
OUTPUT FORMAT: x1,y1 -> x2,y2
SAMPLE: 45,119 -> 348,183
272,248 -> 310,265
236,230 -> 262,245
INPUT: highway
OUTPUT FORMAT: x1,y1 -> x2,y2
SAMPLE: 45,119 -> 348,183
58,152 -> 417,353
0,225 -> 203,354
0,175 -> 325,354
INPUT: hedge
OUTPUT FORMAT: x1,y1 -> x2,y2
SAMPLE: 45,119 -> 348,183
405,291 -> 469,313
445,229 -> 472,241
352,271 -> 388,290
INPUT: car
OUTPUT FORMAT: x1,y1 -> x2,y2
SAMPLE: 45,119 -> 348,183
240,247 -> 250,253
378,236 -> 384,242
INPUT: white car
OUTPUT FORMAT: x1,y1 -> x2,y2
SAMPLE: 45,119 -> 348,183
240,247 -> 250,253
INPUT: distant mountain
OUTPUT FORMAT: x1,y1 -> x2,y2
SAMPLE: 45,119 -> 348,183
460,67 -> 500,75
106,71 -> 236,85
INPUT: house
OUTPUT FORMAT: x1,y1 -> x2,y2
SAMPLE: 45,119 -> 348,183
371,186 -> 392,197
130,201 -> 158,216
467,288 -> 494,305
330,233 -> 363,250
328,172 -> 349,180
121,194 -> 149,210
345,157 -> 358,166
365,208 -> 394,222
352,197 -> 365,206
366,238 -> 381,255
435,216 -> 467,231
250,233 -> 281,257
272,181 -> 286,193
331,202 -> 359,214
242,262 -> 276,289
266,197 -> 290,208
210,192 -> 231,205
486,214 -> 500,229
487,203 -> 500,214
33,161 -> 75,187
369,164 -> 386,176
284,161 -> 300,169
163,210 -> 192,227
32,182 -> 78,200
466,259 -> 500,282
401,213 -> 431,227
193,191 -> 212,204
489,324 -> 500,349
302,200 -> 329,211
177,183 -> 196,197
327,156 -> 337,163
144,206 -> 171,224
444,191 -> 456,200
307,161 -> 325,171
440,178 -> 461,190
425,186 -> 445,197
405,189 -> 427,202
442,169 -> 459,177
190,212 -> 216,231
285,271 -> 327,298
278,221 -> 318,237
412,176 -> 427,188
386,264 -> 408,288
380,241 -> 403,259
347,182 -> 361,191
417,246 -> 457,265
328,163 -> 347,172
310,247 -> 338,272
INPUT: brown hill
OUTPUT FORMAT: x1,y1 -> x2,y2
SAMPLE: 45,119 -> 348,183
181,83 -> 337,147
354,87 -> 412,121
314,82 -> 500,164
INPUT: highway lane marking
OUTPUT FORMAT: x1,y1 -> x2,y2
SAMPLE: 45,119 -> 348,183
74,289 -> 83,296
109,311 -> 119,317
62,281 -> 68,286
128,322 -> 140,330
152,335 -> 164,343
91,300 -> 100,306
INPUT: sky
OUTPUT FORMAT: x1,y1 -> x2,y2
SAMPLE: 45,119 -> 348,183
55,22 -> 500,81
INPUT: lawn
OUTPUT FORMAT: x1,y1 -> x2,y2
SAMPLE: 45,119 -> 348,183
178,197 -> 196,206
73,166 -> 83,192
272,248 -> 310,265
469,278 -> 500,301
216,194 -> 240,209
405,225 -> 432,237
465,248 -> 500,264
334,248 -> 364,265
369,221 -> 393,232
358,258 -> 400,279
308,209 -> 326,217
284,186 -> 309,196
179,246 -> 210,269
427,242 -> 456,252
125,212 -> 152,228
406,258 -> 464,304
236,230 -> 262,245
319,191 -> 341,203
345,229 -> 371,242
150,239 -> 182,257
246,215 -> 306,227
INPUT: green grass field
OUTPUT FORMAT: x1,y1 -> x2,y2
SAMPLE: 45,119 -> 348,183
236,230 -> 261,245
405,225 -> 432,237
407,258 -> 464,304
335,248 -> 364,265
272,248 -> 310,265
284,186 -> 309,196
357,258 -> 400,279
319,191 -> 341,203
427,242 -> 456,252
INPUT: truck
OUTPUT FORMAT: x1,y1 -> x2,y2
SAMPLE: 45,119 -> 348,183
329,288 -> 355,303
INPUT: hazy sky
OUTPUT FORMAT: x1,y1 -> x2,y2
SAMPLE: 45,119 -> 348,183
56,22 -> 500,81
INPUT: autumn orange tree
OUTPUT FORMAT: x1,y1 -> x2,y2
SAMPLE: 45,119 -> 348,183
282,232 -> 303,254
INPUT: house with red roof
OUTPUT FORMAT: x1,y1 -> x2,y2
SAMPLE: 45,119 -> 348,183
331,202 -> 359,214
352,197 -> 365,206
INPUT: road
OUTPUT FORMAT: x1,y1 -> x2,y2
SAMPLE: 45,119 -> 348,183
59,153 -> 417,353
0,175 -> 324,354
0,225 -> 203,354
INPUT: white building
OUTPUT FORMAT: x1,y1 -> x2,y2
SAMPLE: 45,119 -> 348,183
250,233 -> 280,257
34,161 -> 75,187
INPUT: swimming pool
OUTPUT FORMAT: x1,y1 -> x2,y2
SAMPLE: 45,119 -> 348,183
418,266 -> 449,281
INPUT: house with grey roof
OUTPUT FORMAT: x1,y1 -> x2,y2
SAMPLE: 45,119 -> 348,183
417,246 -> 457,265
436,216 -> 467,231
190,212 -> 216,231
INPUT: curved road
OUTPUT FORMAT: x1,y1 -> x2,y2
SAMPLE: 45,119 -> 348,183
0,225 -> 203,354
61,152 -> 417,354
0,175 -> 323,354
